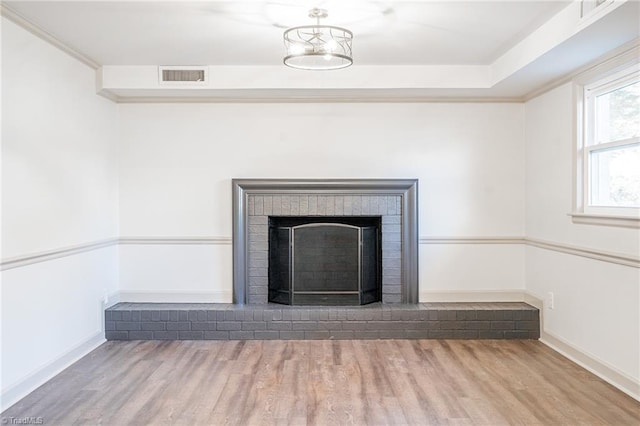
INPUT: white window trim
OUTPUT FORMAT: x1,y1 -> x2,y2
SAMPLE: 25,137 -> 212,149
572,61 -> 640,229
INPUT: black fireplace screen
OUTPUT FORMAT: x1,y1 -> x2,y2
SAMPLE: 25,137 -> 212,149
269,218 -> 380,306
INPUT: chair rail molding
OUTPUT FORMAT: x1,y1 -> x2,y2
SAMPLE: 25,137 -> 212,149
1,238 -> 119,271
119,236 -> 232,245
2,235 -> 637,271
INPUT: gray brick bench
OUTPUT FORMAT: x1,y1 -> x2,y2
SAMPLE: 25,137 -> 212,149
105,302 -> 540,341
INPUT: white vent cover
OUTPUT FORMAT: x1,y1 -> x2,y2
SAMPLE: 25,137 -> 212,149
159,66 -> 208,85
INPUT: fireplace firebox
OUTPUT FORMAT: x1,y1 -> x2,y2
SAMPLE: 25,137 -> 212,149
268,217 -> 381,306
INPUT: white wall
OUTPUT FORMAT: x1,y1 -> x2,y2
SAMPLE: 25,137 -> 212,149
525,82 -> 640,397
1,10 -> 637,409
117,102 -> 526,301
1,17 -> 118,410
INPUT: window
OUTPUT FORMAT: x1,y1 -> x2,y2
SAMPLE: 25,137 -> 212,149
575,64 -> 640,227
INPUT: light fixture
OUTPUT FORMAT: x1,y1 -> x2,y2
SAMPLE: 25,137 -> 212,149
283,8 -> 353,70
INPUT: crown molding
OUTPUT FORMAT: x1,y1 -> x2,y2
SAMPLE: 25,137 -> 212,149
112,95 -> 524,104
4,2 -> 637,103
523,38 -> 640,101
0,3 -> 101,70
96,89 -> 120,103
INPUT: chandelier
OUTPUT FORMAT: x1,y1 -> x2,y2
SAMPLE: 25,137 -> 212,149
283,8 -> 353,70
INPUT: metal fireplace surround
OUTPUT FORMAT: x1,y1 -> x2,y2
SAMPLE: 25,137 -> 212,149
232,179 -> 419,305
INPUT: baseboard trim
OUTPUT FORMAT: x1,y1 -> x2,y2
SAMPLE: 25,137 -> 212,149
0,331 -> 105,412
4,290 -> 636,409
420,290 -> 531,303
118,291 -> 232,303
122,289 -> 538,306
419,237 -> 524,244
523,291 -> 543,310
420,290 -> 639,402
540,331 -> 640,402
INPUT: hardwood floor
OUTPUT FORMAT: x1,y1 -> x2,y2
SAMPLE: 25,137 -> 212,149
3,340 -> 639,425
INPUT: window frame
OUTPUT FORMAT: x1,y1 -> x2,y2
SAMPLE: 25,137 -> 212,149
573,62 -> 640,228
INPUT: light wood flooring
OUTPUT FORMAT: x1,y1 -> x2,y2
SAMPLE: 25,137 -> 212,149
3,340 -> 639,425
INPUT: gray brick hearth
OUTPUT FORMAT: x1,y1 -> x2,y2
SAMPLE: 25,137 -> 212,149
105,302 -> 540,341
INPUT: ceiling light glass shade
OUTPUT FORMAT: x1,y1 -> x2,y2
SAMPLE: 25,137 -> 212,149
283,9 -> 353,70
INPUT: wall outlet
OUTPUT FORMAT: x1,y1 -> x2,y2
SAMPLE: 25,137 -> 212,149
547,292 -> 555,310
102,289 -> 109,306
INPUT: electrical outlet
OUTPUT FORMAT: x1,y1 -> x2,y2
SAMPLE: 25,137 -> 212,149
547,292 -> 555,310
103,289 -> 109,306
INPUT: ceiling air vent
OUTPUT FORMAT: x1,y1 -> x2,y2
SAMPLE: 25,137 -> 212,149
159,66 -> 208,85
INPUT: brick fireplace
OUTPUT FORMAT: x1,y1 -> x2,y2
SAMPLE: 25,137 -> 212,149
232,179 -> 419,305
107,179 -> 541,342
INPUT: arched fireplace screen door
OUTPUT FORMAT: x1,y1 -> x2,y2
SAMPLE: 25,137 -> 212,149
269,223 -> 380,306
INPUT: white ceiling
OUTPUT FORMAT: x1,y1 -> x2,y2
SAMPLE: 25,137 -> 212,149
3,0 -> 639,101
5,0 -> 570,66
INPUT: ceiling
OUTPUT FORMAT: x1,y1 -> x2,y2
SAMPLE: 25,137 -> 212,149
2,0 -> 639,101
4,0 -> 570,66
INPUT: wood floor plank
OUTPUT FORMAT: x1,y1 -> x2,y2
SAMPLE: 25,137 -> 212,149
2,340 -> 638,425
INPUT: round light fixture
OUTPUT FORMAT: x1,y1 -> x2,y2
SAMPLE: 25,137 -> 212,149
283,8 -> 353,70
